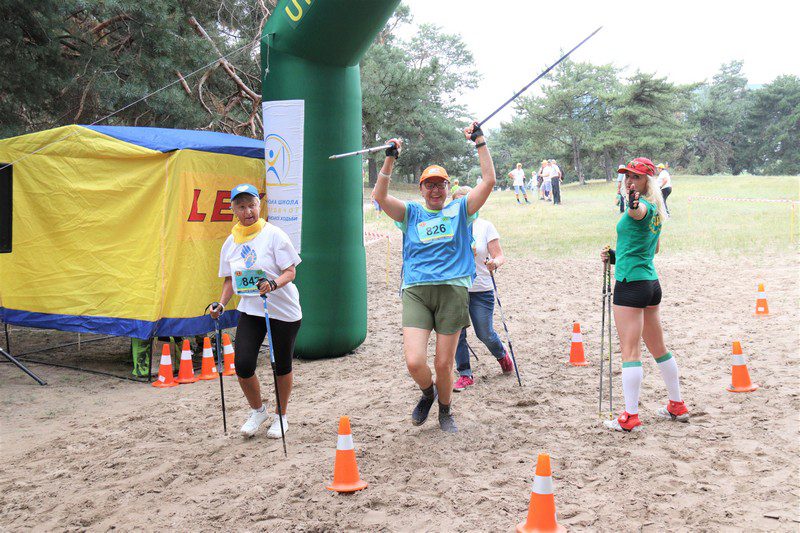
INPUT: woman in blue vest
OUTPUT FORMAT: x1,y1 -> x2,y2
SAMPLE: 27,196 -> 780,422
372,122 -> 496,433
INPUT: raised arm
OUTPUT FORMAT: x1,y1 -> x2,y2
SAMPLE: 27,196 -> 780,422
464,122 -> 496,216
371,138 -> 406,223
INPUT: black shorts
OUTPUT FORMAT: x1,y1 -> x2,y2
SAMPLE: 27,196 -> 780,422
613,279 -> 662,308
234,312 -> 301,378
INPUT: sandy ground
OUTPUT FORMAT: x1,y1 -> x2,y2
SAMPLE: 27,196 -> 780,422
1,242 -> 799,532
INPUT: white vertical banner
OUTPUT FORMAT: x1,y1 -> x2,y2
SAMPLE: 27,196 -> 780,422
262,99 -> 305,252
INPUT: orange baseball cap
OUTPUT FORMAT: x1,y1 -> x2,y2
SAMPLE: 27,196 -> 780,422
420,164 -> 450,184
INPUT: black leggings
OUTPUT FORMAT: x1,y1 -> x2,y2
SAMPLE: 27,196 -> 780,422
661,186 -> 672,214
234,312 -> 301,378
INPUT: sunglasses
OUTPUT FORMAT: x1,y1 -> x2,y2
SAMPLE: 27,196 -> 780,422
422,181 -> 449,191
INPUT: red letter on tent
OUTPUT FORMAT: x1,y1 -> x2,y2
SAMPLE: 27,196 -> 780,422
188,189 -> 206,222
211,190 -> 234,222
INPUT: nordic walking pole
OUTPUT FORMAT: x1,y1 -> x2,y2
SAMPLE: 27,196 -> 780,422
487,261 -> 522,387
606,257 -> 613,417
476,26 -> 603,128
599,260 -> 606,418
329,142 -> 396,160
466,341 -> 479,362
260,292 -> 287,457
207,303 -> 228,434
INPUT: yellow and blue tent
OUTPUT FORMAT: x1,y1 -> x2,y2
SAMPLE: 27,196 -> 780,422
0,125 -> 265,338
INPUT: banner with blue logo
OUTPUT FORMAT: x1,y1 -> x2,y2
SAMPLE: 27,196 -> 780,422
263,99 -> 305,252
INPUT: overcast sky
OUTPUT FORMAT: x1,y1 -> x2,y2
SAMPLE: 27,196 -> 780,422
401,0 -> 799,126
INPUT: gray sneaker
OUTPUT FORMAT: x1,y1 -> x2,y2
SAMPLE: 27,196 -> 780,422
438,406 -> 458,433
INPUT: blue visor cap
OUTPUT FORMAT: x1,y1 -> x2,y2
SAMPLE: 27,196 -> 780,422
231,183 -> 260,201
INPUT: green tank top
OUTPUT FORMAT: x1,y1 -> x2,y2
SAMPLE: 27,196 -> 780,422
615,198 -> 662,282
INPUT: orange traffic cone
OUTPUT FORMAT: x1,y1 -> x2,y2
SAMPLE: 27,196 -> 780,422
727,341 -> 758,393
221,333 -> 236,376
326,416 -> 368,493
197,337 -> 218,380
175,339 -> 199,384
568,322 -> 589,366
517,453 -> 566,533
754,283 -> 769,316
151,344 -> 178,388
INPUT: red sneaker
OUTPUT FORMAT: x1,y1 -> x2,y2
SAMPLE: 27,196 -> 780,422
453,375 -> 474,392
498,352 -> 514,375
604,411 -> 642,432
657,400 -> 689,422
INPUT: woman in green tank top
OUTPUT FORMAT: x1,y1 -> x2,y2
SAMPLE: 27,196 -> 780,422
600,157 -> 690,433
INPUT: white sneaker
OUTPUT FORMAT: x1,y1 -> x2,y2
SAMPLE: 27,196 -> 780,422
266,415 -> 288,439
240,407 -> 270,437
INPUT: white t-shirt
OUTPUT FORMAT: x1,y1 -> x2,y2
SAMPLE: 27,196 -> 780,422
541,165 -> 552,179
219,223 -> 302,322
470,218 -> 501,293
511,168 -> 525,186
659,169 -> 672,189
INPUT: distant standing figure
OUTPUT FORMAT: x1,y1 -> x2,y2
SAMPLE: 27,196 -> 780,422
540,161 -> 553,201
617,164 -> 626,213
536,160 -> 546,200
508,163 -> 530,204
550,159 -> 563,205
658,164 -> 672,215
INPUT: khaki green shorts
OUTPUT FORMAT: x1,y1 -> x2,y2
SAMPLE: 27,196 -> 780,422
402,284 -> 470,334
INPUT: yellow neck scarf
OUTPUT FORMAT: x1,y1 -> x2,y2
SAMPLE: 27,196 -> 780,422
232,218 -> 266,244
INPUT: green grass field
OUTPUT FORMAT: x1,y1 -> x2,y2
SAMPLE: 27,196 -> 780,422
364,175 -> 800,258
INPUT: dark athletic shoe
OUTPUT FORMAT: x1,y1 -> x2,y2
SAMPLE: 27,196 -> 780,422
411,387 -> 437,426
438,409 -> 458,433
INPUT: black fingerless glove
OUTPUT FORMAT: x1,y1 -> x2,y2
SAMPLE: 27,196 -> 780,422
385,142 -> 399,159
628,190 -> 639,210
608,249 -> 616,265
470,124 -> 484,142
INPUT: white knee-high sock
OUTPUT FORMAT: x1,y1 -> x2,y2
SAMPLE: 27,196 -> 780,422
655,352 -> 682,402
621,362 -> 643,415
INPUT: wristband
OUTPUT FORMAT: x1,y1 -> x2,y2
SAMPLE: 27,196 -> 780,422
378,171 -> 391,179
475,141 -> 486,148
608,249 -> 616,265
268,279 -> 278,292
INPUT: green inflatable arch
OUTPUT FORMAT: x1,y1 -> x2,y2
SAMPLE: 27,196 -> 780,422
261,0 -> 400,358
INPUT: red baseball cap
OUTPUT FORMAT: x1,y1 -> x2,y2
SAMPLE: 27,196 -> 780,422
618,157 -> 656,176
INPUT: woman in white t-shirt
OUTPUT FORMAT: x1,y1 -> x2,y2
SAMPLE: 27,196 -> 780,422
657,163 -> 672,215
450,187 -> 514,391
507,163 -> 530,204
210,184 -> 302,439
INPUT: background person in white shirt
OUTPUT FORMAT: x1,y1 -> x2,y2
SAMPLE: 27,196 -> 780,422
507,163 -> 530,204
617,164 -> 626,213
540,161 -> 553,201
658,163 -> 673,215
450,187 -> 514,392
549,159 -> 563,205
210,184 -> 303,440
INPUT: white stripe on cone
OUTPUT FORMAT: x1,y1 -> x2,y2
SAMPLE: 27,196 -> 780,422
571,333 -> 583,343
757,292 -> 766,298
337,434 -> 354,450
223,344 -> 234,355
203,348 -> 213,357
732,355 -> 747,366
180,351 -> 192,360
531,475 -> 554,494
160,355 -> 171,365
